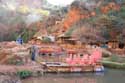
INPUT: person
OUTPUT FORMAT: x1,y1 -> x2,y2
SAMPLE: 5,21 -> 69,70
30,45 -> 38,61
16,36 -> 23,45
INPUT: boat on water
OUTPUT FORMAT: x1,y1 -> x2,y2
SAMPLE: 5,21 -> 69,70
38,48 -> 104,73
41,62 -> 104,73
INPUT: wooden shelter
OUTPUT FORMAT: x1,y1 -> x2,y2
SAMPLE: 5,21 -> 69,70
106,40 -> 125,49
107,40 -> 119,49
64,38 -> 79,45
56,34 -> 71,44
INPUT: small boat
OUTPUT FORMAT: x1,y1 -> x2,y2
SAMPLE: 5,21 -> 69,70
41,62 -> 104,73
94,65 -> 104,72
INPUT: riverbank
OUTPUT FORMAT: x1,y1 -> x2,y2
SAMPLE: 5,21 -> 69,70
0,74 -> 21,83
102,57 -> 125,69
0,64 -> 43,77
102,60 -> 125,69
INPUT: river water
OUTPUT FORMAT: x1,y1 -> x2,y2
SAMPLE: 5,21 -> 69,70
22,68 -> 125,83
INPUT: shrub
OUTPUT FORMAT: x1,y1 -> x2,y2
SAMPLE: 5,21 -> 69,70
110,55 -> 118,62
102,52 -> 110,58
42,37 -> 51,43
102,60 -> 125,69
8,58 -> 24,65
109,55 -> 125,63
17,70 -> 32,79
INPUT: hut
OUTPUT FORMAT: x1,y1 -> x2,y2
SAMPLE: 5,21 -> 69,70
106,40 -> 125,49
106,40 -> 118,49
105,39 -> 125,55
56,34 -> 71,44
64,38 -> 79,45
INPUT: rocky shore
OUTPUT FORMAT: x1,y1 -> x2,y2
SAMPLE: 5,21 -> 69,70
0,75 -> 21,83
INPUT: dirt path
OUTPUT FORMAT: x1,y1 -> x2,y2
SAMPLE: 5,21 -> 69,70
0,64 -> 41,73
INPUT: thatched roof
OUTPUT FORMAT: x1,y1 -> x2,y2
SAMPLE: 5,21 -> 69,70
57,34 -> 71,38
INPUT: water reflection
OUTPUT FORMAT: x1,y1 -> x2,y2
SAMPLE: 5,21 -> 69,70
95,72 -> 104,76
23,76 -> 97,83
22,69 -> 125,83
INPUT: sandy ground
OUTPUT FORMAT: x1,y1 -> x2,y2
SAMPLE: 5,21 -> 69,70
0,63 -> 41,73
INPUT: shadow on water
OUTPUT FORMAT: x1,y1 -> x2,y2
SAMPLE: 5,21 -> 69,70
22,68 -> 125,83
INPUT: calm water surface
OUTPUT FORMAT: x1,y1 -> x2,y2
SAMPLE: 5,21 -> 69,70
22,69 -> 125,83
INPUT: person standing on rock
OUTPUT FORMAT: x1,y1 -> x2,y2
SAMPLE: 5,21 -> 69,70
16,35 -> 23,45
30,45 -> 38,61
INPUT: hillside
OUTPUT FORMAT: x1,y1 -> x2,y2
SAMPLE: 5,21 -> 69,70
35,0 -> 125,43
0,0 -> 64,42
0,0 -> 125,43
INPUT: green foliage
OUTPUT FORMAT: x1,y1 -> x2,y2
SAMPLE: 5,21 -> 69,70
106,6 -> 125,19
8,58 -> 24,65
17,70 -> 32,79
95,8 -> 100,14
65,27 -> 75,36
110,55 -> 118,62
108,10 -> 117,16
109,55 -> 125,63
97,15 -> 111,26
102,60 -> 125,69
102,55 -> 125,69
1,0 -> 125,43
21,28 -> 37,43
3,31 -> 19,41
120,6 -> 125,12
118,7 -> 125,18
42,37 -> 51,43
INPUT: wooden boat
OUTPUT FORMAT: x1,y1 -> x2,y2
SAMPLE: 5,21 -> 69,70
39,48 -> 104,73
41,62 -> 104,73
